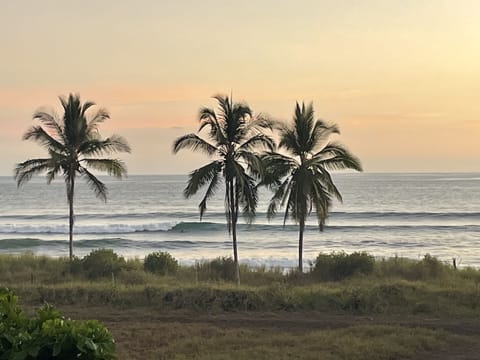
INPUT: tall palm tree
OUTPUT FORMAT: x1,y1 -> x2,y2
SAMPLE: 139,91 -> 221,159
263,102 -> 362,272
173,94 -> 274,284
14,94 -> 131,260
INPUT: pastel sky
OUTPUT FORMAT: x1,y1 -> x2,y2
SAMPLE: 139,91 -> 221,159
1,0 -> 479,175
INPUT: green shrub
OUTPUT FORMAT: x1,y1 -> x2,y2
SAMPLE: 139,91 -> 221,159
239,265 -> 285,286
67,256 -> 84,276
376,254 -> 449,281
197,257 -> 237,282
416,254 -> 446,278
313,251 -> 375,281
82,249 -> 126,279
144,252 -> 178,275
0,288 -> 115,359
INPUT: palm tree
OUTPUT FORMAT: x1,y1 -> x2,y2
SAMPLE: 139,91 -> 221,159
173,94 -> 274,284
14,94 -> 131,260
262,102 -> 362,272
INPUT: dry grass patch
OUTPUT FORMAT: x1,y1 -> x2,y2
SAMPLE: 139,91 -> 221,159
109,323 -> 460,360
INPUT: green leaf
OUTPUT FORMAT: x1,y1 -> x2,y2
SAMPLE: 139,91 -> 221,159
12,350 -> 28,360
84,338 -> 98,352
53,341 -> 62,356
27,345 -> 40,357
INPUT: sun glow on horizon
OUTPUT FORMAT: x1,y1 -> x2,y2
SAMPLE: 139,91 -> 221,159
0,0 -> 479,174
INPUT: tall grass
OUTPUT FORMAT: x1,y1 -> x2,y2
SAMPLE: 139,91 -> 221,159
2,251 -> 480,317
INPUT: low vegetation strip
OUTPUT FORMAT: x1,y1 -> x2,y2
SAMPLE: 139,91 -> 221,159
2,251 -> 480,358
9,280 -> 480,317
2,251 -> 480,317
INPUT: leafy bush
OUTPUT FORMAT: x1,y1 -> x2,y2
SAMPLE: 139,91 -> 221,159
82,249 -> 126,279
144,252 -> 178,275
313,252 -> 375,281
0,288 -> 115,359
416,254 -> 445,278
197,257 -> 237,281
376,254 -> 449,281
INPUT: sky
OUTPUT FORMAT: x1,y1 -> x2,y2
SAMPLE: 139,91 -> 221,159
1,0 -> 479,175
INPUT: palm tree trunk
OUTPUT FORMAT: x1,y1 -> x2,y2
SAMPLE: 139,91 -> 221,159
229,180 -> 240,285
68,174 -> 75,260
298,218 -> 305,272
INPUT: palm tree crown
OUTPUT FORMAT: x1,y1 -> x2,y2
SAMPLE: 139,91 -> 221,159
173,94 -> 274,284
263,102 -> 362,271
15,93 -> 131,259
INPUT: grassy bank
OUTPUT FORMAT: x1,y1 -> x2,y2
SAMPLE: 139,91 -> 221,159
2,251 -> 480,359
1,252 -> 480,317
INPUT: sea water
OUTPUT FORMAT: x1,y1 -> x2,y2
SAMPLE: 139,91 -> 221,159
0,173 -> 479,268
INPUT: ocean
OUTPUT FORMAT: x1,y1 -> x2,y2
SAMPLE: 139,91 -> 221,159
0,173 -> 479,268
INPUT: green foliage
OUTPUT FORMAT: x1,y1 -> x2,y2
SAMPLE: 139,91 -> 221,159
4,252 -> 480,317
144,252 -> 178,275
82,249 -> 127,279
313,251 -> 375,281
376,254 -> 450,280
0,288 -> 115,359
196,257 -> 237,281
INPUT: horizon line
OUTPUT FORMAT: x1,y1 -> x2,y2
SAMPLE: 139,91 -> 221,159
1,170 -> 480,178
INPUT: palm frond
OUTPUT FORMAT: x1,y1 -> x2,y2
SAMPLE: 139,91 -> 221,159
172,134 -> 217,156
198,107 -> 227,146
267,177 -> 291,220
61,94 -> 87,147
199,107 -> 217,122
79,167 -> 108,202
46,163 -> 63,184
79,135 -> 131,156
184,160 -> 223,198
212,95 -> 251,143
308,120 -> 340,152
80,158 -> 127,178
213,94 -> 233,120
316,168 -> 343,202
81,101 -> 96,117
293,102 -> 315,152
311,142 -> 363,172
236,151 -> 264,179
261,152 -> 298,188
86,107 -> 110,134
198,170 -> 221,219
23,126 -> 66,153
232,161 -> 258,223
231,104 -> 253,142
14,158 -> 52,187
279,128 -> 300,154
33,109 -> 64,140
311,178 -> 332,231
244,114 -> 276,132
237,133 -> 275,152
284,177 -> 304,224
